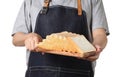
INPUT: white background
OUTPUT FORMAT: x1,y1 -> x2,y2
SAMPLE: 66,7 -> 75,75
0,0 -> 119,77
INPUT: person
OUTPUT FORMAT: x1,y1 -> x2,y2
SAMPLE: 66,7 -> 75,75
12,0 -> 109,77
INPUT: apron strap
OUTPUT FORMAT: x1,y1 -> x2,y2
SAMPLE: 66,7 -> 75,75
40,0 -> 51,14
40,0 -> 82,16
77,0 -> 82,15
44,0 -> 51,7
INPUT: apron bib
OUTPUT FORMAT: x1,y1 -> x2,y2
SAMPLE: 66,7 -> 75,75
26,1 -> 94,77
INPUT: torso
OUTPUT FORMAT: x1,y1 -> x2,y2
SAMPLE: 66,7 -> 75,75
29,0 -> 92,33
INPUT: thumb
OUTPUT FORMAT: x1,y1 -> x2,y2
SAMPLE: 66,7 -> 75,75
94,45 -> 102,53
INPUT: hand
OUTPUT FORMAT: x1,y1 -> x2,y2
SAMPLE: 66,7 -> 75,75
85,45 -> 102,61
24,33 -> 42,51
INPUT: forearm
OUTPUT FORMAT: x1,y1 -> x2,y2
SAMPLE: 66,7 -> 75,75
92,28 -> 108,50
12,32 -> 28,46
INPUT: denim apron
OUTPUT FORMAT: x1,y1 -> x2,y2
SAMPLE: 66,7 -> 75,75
25,1 -> 94,77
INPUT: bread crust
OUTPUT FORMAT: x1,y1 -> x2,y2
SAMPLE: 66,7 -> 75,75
37,31 -> 96,58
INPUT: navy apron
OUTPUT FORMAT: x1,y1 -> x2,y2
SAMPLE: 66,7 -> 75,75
25,1 -> 94,77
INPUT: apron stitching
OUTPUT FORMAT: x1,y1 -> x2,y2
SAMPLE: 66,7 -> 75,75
29,69 -> 31,77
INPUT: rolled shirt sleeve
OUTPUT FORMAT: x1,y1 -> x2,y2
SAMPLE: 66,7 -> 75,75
12,0 -> 31,36
92,0 -> 109,35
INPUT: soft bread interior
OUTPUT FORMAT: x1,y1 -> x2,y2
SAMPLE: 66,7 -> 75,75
71,35 -> 96,52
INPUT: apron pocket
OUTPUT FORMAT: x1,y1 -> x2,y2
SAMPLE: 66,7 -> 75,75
28,66 -> 59,77
60,67 -> 91,77
27,66 -> 91,77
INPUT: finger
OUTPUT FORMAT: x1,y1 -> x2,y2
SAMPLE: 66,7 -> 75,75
30,39 -> 35,51
94,45 -> 102,53
28,38 -> 36,51
30,36 -> 39,51
87,56 -> 98,61
34,38 -> 41,52
34,37 -> 39,48
35,46 -> 40,52
25,39 -> 31,50
86,54 -> 99,61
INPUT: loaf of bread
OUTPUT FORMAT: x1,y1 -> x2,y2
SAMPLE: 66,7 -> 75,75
37,31 -> 96,58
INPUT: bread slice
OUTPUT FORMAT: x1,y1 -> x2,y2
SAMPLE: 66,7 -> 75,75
37,31 -> 96,58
